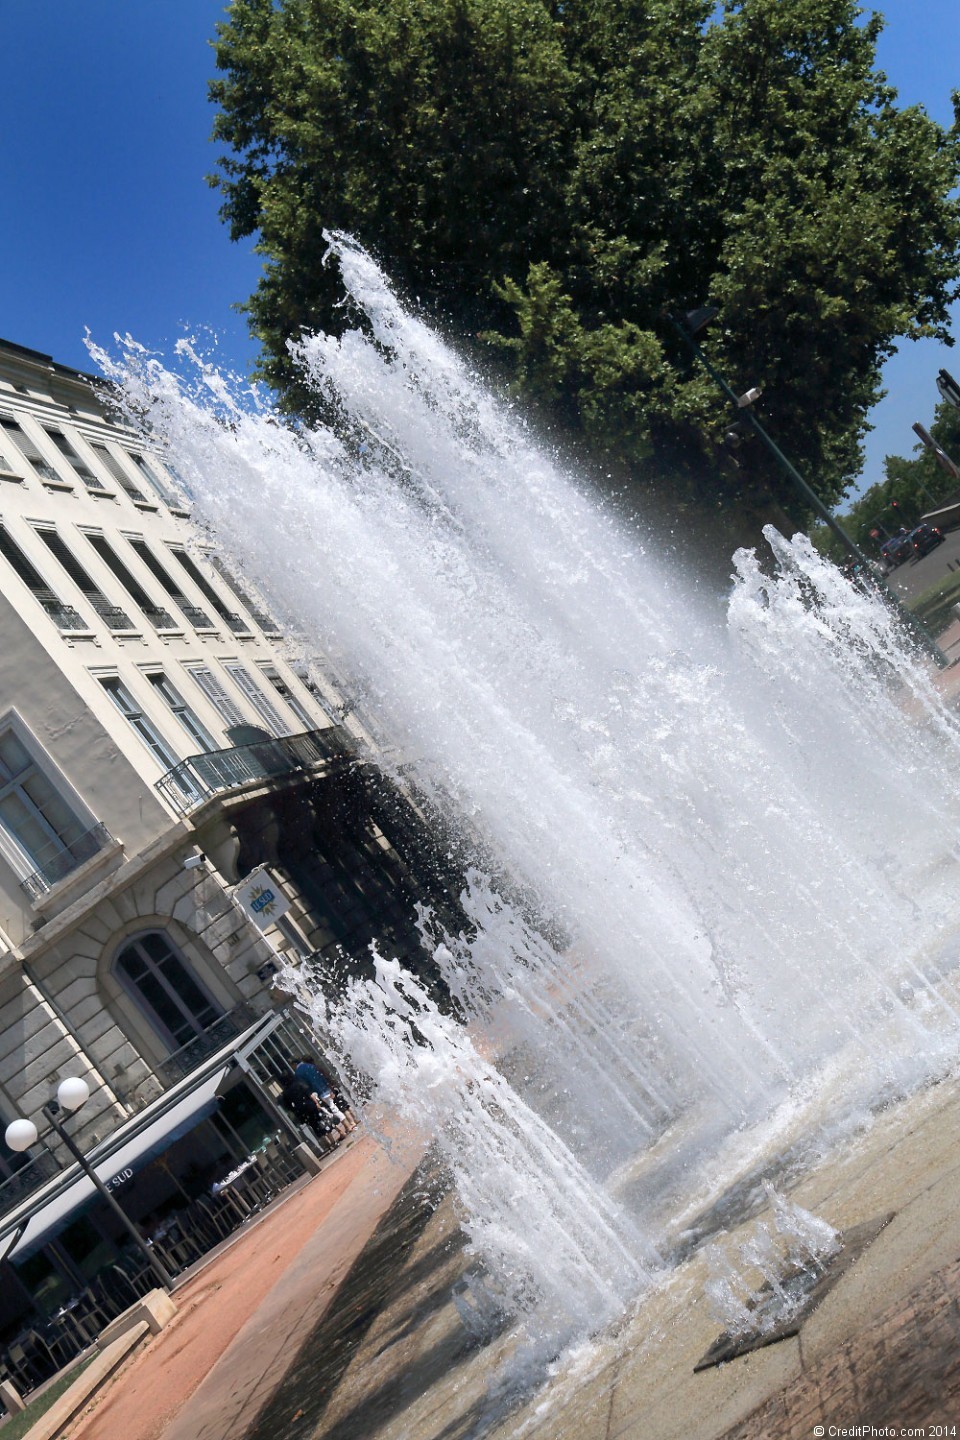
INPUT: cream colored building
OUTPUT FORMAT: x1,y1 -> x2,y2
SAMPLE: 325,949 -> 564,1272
0,338 -> 441,1363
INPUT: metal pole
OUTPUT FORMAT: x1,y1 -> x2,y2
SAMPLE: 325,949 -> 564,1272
43,1104 -> 175,1291
668,317 -> 948,669
912,422 -> 960,484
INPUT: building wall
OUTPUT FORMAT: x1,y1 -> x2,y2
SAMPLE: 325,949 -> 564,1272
0,591 -> 171,946
0,337 -> 451,1193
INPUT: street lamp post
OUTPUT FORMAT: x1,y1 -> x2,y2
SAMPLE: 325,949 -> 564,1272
4,1078 -> 174,1291
668,311 -> 948,670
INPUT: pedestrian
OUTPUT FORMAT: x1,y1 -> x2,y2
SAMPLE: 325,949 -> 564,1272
276,1069 -> 340,1152
294,1056 -> 357,1135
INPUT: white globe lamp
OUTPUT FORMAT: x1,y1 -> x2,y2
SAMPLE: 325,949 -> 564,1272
4,1118 -> 39,1153
57,1077 -> 90,1113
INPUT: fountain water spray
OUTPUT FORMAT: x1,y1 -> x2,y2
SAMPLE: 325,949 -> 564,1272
89,235 -> 960,1365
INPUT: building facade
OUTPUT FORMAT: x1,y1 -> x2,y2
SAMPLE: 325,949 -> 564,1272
0,338 -> 442,1367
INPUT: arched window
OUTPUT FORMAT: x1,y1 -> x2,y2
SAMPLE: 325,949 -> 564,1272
114,931 -> 222,1051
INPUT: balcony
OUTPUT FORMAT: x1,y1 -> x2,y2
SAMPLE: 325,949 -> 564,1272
0,1148 -> 59,1219
89,595 -> 136,631
156,1002 -> 261,1087
178,603 -> 213,629
142,604 -> 178,630
35,589 -> 88,632
19,821 -> 116,900
155,725 -> 355,816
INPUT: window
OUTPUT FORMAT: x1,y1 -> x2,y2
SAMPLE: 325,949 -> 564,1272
0,415 -> 58,482
258,665 -> 314,730
44,429 -> 106,492
146,672 -> 216,752
0,725 -> 104,891
184,665 -> 246,728
127,452 -> 178,506
167,547 -> 250,634
207,554 -> 279,633
0,524 -> 87,631
89,444 -> 147,502
114,931 -> 222,1051
36,528 -> 135,631
83,533 -> 176,630
124,538 -> 212,629
99,677 -> 180,773
0,424 -> 23,481
223,664 -> 288,736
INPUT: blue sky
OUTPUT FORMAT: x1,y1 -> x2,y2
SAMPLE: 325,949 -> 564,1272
1,1 -> 958,503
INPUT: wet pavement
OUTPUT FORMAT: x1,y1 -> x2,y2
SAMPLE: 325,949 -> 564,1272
56,1056 -> 960,1440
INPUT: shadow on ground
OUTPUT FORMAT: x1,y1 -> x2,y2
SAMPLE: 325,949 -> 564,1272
241,1150 -> 502,1440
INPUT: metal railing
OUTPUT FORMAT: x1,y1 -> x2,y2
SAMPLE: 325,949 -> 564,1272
89,596 -> 135,631
178,603 -> 213,629
156,1002 -> 261,1086
155,725 -> 355,815
0,1148 -> 59,1218
19,821 -> 116,900
142,604 -> 177,630
35,589 -> 88,631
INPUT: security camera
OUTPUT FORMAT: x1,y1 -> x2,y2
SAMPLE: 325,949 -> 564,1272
183,852 -> 206,871
737,386 -> 763,408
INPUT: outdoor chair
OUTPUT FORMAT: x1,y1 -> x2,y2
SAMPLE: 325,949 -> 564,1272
6,1331 -> 55,1391
196,1194 -> 237,1241
42,1319 -> 81,1365
93,1264 -> 141,1314
117,1251 -> 160,1297
67,1287 -> 112,1343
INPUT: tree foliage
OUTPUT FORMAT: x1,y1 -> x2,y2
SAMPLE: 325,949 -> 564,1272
209,0 -> 960,530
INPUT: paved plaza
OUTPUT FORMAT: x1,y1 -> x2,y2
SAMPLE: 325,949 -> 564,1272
43,1056 -> 959,1440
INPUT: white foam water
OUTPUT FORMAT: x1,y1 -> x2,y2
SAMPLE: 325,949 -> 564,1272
89,234 -> 960,1370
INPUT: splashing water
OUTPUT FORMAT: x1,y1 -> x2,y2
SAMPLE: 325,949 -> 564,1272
90,234 -> 960,1366
703,1184 -> 841,1338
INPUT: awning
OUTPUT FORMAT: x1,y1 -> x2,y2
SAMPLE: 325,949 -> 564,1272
0,1009 -> 282,1263
0,1222 -> 26,1266
9,1066 -> 229,1258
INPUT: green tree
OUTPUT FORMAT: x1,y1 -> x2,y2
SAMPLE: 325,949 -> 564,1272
209,0 -> 960,532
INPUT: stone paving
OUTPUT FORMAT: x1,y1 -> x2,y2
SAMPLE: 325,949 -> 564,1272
255,1073 -> 960,1440
721,1252 -> 960,1437
52,1067 -> 960,1440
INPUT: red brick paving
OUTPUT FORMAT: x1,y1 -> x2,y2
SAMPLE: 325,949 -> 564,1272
61,1136 -> 404,1440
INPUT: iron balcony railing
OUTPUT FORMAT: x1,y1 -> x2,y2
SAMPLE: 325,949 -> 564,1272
88,595 -> 135,630
178,603 -> 213,629
0,1148 -> 59,1219
141,604 -> 178,630
155,1002 -> 261,1087
35,588 -> 88,631
19,821 -> 116,900
155,725 -> 355,815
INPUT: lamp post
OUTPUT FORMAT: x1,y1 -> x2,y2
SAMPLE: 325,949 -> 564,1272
4,1078 -> 174,1291
668,310 -> 948,670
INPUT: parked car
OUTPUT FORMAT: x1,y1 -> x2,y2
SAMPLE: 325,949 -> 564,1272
879,534 -> 914,568
908,523 -> 945,557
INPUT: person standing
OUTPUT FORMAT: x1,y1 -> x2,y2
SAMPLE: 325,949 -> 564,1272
276,1070 -> 339,1152
294,1056 -> 357,1135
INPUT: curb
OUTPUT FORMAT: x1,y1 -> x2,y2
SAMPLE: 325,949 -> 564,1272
22,1323 -> 150,1440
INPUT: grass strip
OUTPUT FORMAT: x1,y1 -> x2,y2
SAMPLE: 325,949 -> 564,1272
0,1357 -> 94,1440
